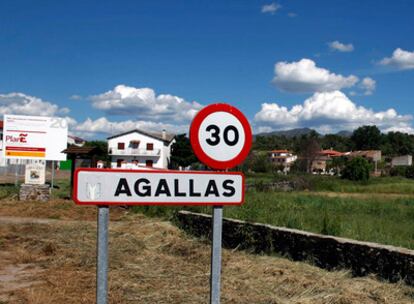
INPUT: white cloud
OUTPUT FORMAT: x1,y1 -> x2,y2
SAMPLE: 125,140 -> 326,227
69,94 -> 82,100
0,92 -> 70,116
261,3 -> 281,14
273,59 -> 359,93
69,117 -> 189,139
91,85 -> 203,122
380,48 -> 414,70
328,41 -> 354,52
287,12 -> 297,18
254,90 -> 413,133
360,77 -> 376,95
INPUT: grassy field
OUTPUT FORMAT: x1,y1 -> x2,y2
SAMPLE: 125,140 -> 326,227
133,174 -> 414,249
0,200 -> 414,303
7,176 -> 414,249
245,173 -> 414,194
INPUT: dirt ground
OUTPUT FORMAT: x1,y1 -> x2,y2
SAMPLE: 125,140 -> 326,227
0,199 -> 414,303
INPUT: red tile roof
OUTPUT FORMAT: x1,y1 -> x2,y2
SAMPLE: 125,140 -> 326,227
319,149 -> 344,157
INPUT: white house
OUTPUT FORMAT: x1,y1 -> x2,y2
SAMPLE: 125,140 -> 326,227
269,149 -> 297,172
391,155 -> 412,167
107,129 -> 175,169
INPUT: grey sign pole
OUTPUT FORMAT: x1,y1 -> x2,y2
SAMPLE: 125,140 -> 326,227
97,206 -> 109,304
210,205 -> 223,304
51,161 -> 55,192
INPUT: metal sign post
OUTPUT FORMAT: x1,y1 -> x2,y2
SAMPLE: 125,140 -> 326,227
97,206 -> 109,304
73,103 -> 251,304
210,205 -> 223,304
51,160 -> 55,191
190,103 -> 252,304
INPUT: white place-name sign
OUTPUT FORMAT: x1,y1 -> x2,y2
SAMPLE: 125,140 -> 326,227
73,169 -> 244,206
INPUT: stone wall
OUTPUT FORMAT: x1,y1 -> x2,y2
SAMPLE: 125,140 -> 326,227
19,184 -> 50,202
176,211 -> 414,285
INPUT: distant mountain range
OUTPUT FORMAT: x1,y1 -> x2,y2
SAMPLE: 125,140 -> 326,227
255,128 -> 353,138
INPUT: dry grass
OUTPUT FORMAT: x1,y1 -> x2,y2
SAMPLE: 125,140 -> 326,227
0,198 -> 126,221
0,201 -> 414,303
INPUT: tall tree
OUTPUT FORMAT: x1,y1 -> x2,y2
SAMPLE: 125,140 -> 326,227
169,134 -> 198,169
299,137 -> 321,173
351,125 -> 382,150
384,132 -> 414,156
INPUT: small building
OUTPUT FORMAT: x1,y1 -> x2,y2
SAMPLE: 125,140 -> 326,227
269,150 -> 297,172
311,149 -> 344,174
62,145 -> 104,191
345,150 -> 382,162
391,155 -> 412,167
107,129 -> 175,169
344,150 -> 382,173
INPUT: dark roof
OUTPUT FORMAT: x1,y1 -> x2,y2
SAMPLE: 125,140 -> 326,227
62,146 -> 102,155
107,129 -> 175,143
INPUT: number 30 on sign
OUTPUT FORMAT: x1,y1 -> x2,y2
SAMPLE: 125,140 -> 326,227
190,103 -> 252,170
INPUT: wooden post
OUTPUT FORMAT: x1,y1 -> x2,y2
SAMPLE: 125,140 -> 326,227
70,156 -> 76,195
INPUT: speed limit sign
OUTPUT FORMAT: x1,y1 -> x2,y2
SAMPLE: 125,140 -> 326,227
190,103 -> 252,170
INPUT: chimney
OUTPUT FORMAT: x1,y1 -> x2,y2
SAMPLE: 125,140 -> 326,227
162,129 -> 166,140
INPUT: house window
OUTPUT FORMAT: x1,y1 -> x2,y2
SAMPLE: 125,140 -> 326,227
146,143 -> 154,151
116,159 -> 124,168
118,142 -> 125,150
130,140 -> 140,149
146,160 -> 153,167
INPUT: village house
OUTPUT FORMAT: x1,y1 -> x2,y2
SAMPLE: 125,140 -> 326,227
107,129 -> 175,169
269,149 -> 297,172
344,150 -> 382,173
311,149 -> 344,174
391,155 -> 412,167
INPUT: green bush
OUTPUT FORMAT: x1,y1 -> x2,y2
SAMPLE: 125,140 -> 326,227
341,157 -> 371,181
390,166 -> 414,179
251,153 -> 271,173
404,166 -> 414,179
390,166 -> 409,177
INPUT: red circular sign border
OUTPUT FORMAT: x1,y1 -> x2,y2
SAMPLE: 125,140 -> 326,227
190,103 -> 252,170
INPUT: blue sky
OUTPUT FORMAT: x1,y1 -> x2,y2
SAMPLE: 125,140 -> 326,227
0,0 -> 414,138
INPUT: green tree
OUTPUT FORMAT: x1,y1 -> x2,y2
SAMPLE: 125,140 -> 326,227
299,137 -> 321,173
169,134 -> 197,169
384,132 -> 414,156
321,134 -> 351,152
351,125 -> 382,150
251,152 -> 271,173
341,157 -> 371,181
83,140 -> 109,161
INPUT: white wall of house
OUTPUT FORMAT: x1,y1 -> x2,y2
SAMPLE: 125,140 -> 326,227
392,155 -> 412,167
108,131 -> 174,169
270,152 -> 297,166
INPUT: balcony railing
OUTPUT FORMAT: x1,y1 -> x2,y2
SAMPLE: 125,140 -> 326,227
109,148 -> 160,156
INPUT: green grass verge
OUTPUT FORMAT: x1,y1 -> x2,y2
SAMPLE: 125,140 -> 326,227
133,190 -> 414,250
246,173 -> 414,194
0,184 -> 19,199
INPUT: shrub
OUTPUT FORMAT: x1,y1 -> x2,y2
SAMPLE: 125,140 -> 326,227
390,166 -> 409,177
251,153 -> 271,173
341,157 -> 371,181
390,165 -> 414,179
405,166 -> 414,179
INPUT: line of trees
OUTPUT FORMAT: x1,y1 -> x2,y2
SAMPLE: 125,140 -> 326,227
254,125 -> 414,157
169,125 -> 414,175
